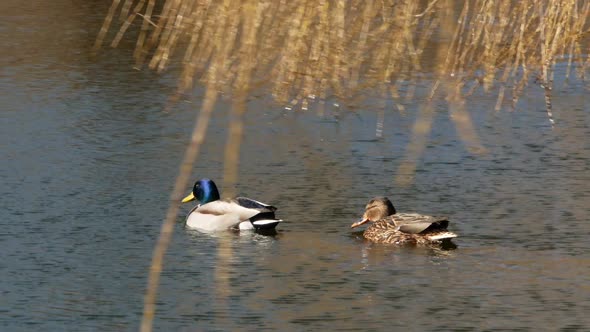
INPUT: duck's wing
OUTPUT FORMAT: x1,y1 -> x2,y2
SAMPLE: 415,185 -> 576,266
185,201 -> 246,231
196,199 -> 261,220
190,198 -> 280,231
234,197 -> 281,230
234,197 -> 277,212
391,213 -> 449,234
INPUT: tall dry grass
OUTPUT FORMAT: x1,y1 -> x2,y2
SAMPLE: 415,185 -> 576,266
96,0 -> 590,110
94,1 -> 590,331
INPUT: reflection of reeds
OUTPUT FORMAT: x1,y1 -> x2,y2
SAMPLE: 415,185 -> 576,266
97,0 -> 589,108
96,0 -> 590,159
140,76 -> 219,332
95,1 -> 590,331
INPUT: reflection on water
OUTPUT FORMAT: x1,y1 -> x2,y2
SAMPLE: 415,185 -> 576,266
3,0 -> 590,331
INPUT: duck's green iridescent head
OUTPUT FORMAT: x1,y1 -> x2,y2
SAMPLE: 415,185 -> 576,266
181,178 -> 221,204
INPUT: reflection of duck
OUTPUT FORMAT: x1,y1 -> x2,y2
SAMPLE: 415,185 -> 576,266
351,197 -> 457,245
181,178 -> 282,232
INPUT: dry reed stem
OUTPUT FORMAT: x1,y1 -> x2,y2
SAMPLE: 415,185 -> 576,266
111,1 -> 147,48
96,0 -> 590,107
93,0 -> 121,52
140,85 -> 217,332
133,0 -> 156,63
120,0 -> 135,21
222,0 -> 261,196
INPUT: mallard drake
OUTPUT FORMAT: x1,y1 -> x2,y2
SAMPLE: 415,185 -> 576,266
351,197 -> 457,245
181,178 -> 282,232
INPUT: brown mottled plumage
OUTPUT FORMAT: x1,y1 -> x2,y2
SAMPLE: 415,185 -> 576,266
351,197 -> 457,245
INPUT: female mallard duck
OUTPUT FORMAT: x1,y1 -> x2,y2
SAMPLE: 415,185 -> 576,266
351,197 -> 457,245
181,178 -> 282,232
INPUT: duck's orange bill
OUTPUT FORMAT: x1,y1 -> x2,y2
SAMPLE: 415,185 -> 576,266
351,219 -> 370,228
181,193 -> 196,203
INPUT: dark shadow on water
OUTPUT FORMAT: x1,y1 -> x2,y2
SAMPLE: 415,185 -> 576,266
182,226 -> 280,240
251,228 -> 278,237
439,239 -> 458,250
350,230 -> 365,239
354,138 -> 382,143
349,231 -> 458,251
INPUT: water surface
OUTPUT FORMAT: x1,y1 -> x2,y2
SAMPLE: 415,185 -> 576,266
2,1 -> 590,331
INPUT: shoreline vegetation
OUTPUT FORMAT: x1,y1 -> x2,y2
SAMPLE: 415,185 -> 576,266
94,1 -> 589,331
95,0 -> 589,114
95,0 -> 590,188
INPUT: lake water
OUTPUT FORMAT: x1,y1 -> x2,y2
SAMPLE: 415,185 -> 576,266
2,1 -> 590,331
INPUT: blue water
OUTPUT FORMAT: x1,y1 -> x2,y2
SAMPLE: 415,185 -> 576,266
2,1 -> 590,331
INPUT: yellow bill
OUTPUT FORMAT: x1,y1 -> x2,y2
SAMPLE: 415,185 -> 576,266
181,192 -> 196,203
